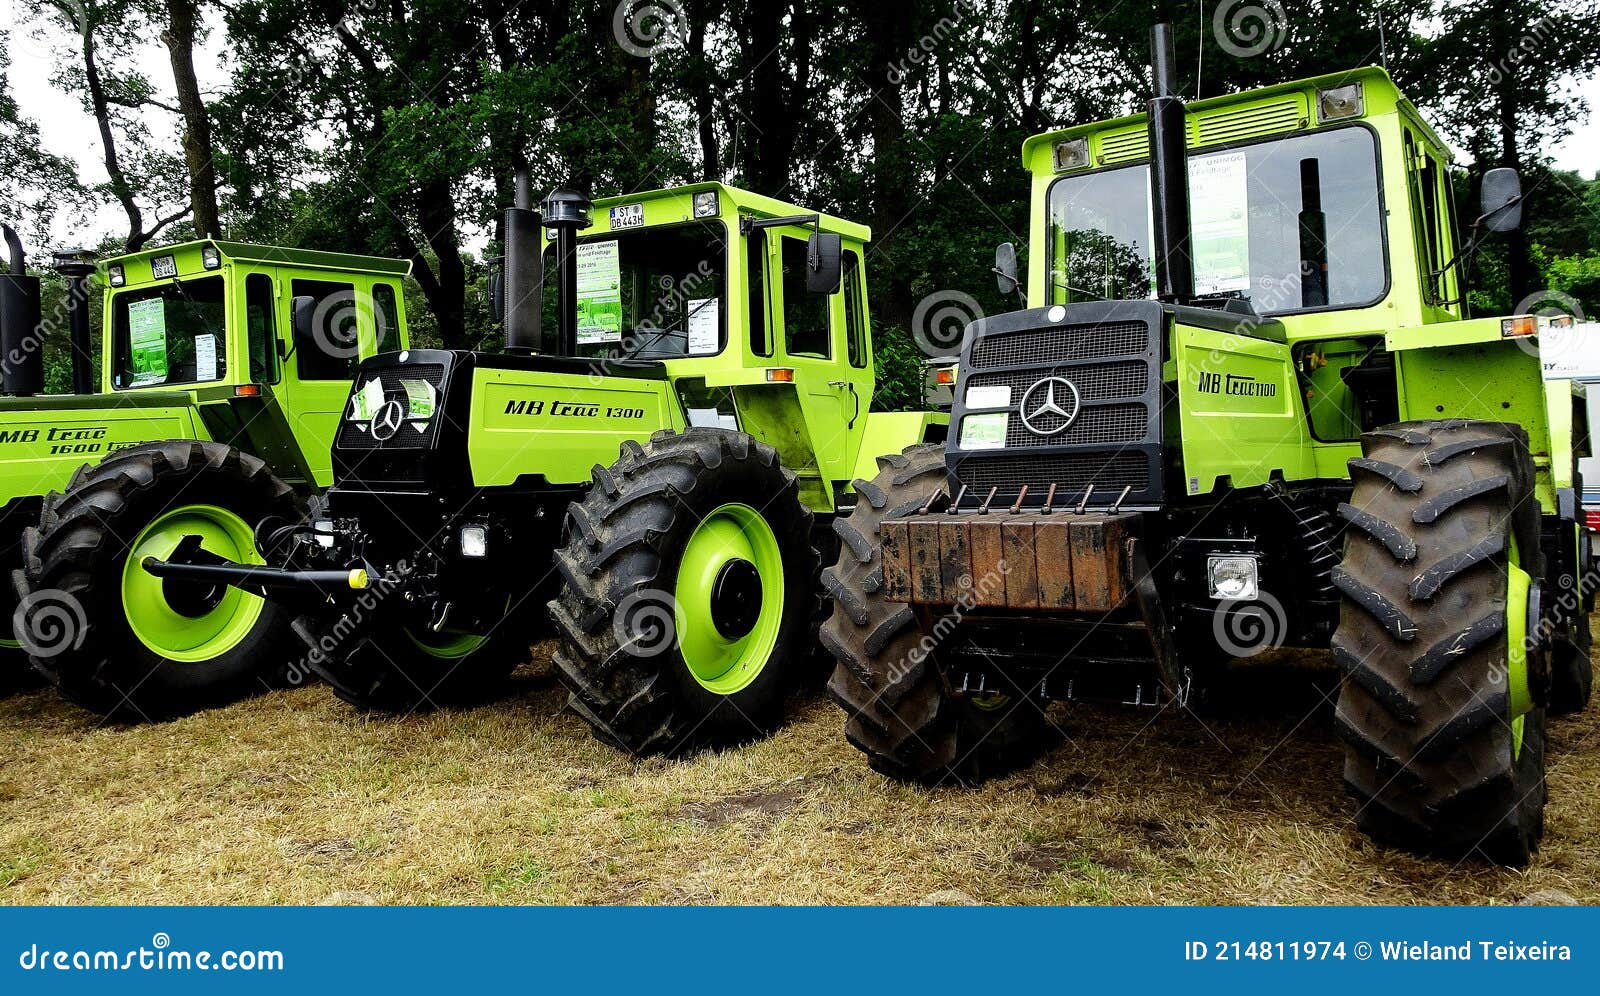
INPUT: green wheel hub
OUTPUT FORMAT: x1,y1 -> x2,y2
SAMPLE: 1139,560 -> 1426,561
124,504 -> 267,662
674,503 -> 784,695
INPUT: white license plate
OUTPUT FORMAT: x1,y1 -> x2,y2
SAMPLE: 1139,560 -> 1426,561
151,255 -> 177,279
609,204 -> 644,230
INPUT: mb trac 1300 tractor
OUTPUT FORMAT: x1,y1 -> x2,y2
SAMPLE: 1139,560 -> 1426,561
822,25 -> 1592,865
141,180 -> 946,754
0,226 -> 410,719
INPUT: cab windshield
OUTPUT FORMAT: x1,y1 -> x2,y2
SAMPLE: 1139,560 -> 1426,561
543,220 -> 729,360
1048,127 -> 1387,313
110,276 -> 227,389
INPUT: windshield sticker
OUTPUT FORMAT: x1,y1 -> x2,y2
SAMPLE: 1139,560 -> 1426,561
194,333 -> 217,382
127,298 -> 169,384
687,298 -> 719,355
399,378 -> 437,419
1189,152 -> 1251,295
960,412 -> 1009,450
576,241 -> 623,345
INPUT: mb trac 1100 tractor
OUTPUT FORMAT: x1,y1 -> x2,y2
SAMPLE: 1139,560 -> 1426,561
142,180 -> 946,754
822,25 -> 1592,865
0,226 -> 410,719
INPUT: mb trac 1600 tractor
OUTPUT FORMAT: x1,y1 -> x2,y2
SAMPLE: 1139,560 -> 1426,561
142,180 -> 946,754
0,226 -> 410,719
823,25 -> 1592,865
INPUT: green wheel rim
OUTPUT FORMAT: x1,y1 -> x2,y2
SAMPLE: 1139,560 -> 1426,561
124,504 -> 267,662
1506,535 -> 1533,760
674,503 -> 784,696
402,593 -> 509,660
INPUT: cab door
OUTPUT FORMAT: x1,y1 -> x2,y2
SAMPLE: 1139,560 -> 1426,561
770,231 -> 855,483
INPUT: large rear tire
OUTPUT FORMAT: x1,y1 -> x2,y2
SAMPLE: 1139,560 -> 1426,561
549,429 -> 819,755
1334,420 -> 1547,865
822,443 -> 1051,784
13,441 -> 304,722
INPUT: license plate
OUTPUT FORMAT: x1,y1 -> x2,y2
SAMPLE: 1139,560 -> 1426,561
609,204 -> 644,230
151,255 -> 177,279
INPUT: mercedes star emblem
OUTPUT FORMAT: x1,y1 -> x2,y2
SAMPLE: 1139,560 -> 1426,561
370,398 -> 405,441
1018,376 -> 1082,436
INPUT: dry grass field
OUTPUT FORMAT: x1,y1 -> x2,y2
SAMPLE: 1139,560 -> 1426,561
2,640 -> 1597,906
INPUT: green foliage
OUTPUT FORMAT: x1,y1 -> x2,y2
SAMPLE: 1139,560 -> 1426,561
869,322 -> 927,413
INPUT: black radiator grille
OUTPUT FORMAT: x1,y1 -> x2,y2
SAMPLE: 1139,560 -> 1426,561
956,452 -> 1150,495
1000,403 -> 1147,449
969,320 -> 1149,369
966,360 -> 1147,404
335,363 -> 447,451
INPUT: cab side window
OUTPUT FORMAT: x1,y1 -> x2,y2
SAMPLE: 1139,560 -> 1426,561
781,238 -> 830,359
373,283 -> 401,354
843,249 -> 867,368
245,273 -> 278,384
292,279 -> 359,380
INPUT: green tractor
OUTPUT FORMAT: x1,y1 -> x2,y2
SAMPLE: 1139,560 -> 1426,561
0,225 -> 412,718
822,25 -> 1591,864
138,179 -> 945,753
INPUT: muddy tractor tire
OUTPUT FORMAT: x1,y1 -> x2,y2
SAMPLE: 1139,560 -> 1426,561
550,428 -> 820,755
14,440 -> 304,722
1333,420 -> 1547,865
822,443 -> 1052,784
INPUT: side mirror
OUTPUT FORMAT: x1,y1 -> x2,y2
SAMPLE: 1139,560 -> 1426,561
994,242 -> 1021,295
1480,167 -> 1523,233
806,232 -> 842,294
291,294 -> 316,345
487,263 -> 505,325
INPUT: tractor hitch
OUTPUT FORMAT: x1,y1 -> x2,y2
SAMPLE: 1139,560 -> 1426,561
141,553 -> 370,599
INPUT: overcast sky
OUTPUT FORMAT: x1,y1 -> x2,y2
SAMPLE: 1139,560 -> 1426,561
4,5 -> 1598,249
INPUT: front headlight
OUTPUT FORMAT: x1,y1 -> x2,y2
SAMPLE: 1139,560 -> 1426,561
459,524 -> 489,558
1207,556 -> 1259,601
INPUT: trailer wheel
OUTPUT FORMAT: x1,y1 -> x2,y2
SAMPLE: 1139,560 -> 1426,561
1334,420 -> 1546,865
12,441 -> 304,721
822,443 -> 1051,784
550,429 -> 820,755
305,594 -> 532,713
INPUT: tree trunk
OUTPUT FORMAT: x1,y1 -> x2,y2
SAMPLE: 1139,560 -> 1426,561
163,0 -> 221,239
858,2 -> 917,330
417,179 -> 468,349
74,5 -> 144,251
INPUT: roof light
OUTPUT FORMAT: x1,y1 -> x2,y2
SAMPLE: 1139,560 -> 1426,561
1502,316 -> 1537,338
202,244 -> 222,270
766,368 -> 794,383
1318,82 -> 1365,122
1053,138 -> 1091,172
693,190 -> 719,219
107,264 -> 125,287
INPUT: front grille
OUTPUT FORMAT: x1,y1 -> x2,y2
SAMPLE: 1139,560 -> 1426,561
967,361 -> 1146,404
956,452 -> 1150,495
335,363 -> 447,451
970,320 -> 1149,369
1003,403 -> 1147,448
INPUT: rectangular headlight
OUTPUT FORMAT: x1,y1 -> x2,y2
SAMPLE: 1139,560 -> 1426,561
693,190 -> 719,218
1207,555 -> 1259,601
202,244 -> 222,270
108,264 -> 125,287
459,524 -> 489,558
1317,82 -> 1365,122
1053,138 -> 1090,172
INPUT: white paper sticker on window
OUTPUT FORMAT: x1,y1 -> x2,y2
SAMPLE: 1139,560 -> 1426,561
965,384 -> 1012,409
688,298 -> 719,354
1189,151 -> 1251,295
194,333 -> 217,382
576,241 -> 623,345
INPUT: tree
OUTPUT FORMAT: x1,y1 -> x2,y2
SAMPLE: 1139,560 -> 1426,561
0,31 -> 85,248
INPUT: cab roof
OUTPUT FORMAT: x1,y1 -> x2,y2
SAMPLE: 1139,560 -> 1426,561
106,240 -> 413,277
594,182 -> 872,243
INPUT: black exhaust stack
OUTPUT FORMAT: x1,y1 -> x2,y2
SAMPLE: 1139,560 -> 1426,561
53,249 -> 98,394
541,187 -> 593,357
1147,23 -> 1194,305
0,223 -> 43,397
502,168 -> 544,353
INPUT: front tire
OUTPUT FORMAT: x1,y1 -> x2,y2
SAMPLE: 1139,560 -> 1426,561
549,429 -> 819,755
1334,420 -> 1547,865
13,441 -> 304,722
822,443 -> 1051,784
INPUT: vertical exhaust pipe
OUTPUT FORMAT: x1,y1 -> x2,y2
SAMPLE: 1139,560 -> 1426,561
0,223 -> 43,397
541,187 -> 593,357
1147,23 -> 1194,305
53,249 -> 98,394
502,168 -> 544,353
